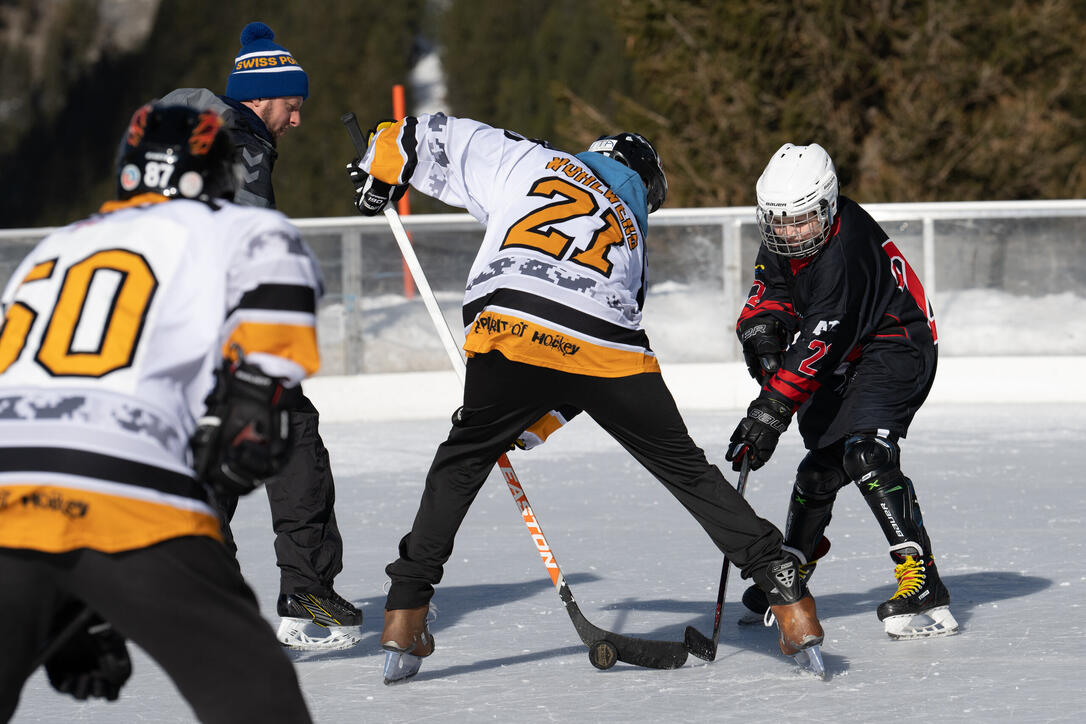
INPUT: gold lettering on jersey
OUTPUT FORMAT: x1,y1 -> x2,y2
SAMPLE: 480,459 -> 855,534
546,157 -> 608,195
545,157 -> 638,250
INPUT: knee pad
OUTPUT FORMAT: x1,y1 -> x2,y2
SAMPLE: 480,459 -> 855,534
843,434 -> 903,491
845,435 -> 931,553
795,447 -> 850,499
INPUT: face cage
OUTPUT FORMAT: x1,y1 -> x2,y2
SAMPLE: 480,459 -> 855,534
757,205 -> 833,258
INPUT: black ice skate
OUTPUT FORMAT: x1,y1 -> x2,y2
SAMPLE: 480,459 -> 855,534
739,536 -> 830,626
276,591 -> 363,651
877,544 -> 958,640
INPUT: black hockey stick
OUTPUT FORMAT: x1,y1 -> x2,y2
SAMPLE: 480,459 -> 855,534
30,604 -> 96,671
684,455 -> 751,661
342,110 -> 687,670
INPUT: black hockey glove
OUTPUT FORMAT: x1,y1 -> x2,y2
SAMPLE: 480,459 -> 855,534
346,158 -> 408,216
737,315 -> 787,383
191,357 -> 293,496
725,395 -> 793,472
44,605 -> 132,702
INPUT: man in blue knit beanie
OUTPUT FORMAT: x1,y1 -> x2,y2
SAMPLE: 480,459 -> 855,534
162,21 -> 307,207
225,21 -> 308,143
160,23 -> 363,653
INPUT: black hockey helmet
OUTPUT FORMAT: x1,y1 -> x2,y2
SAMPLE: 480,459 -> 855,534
115,103 -> 236,202
587,132 -> 668,213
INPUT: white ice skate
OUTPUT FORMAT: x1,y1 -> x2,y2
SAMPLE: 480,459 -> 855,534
276,592 -> 363,651
276,617 -> 362,651
882,605 -> 959,640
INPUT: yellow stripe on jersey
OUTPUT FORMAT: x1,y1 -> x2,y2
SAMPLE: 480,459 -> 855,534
370,121 -> 408,184
98,193 -> 169,213
223,321 -> 320,376
0,484 -> 222,553
524,410 -> 567,444
463,310 -> 660,378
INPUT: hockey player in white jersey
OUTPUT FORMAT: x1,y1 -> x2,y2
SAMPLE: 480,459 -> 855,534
347,114 -> 826,683
0,104 -> 318,722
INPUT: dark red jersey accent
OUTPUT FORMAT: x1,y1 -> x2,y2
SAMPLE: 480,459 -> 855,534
738,196 -> 936,410
882,239 -> 938,343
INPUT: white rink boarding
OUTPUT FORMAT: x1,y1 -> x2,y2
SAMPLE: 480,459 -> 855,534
305,356 -> 1085,421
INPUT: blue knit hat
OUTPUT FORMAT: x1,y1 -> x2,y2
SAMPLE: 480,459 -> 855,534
225,22 -> 309,101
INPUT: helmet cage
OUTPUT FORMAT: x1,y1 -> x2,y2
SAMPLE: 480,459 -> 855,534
755,143 -> 838,258
757,202 -> 835,258
115,104 -> 237,203
587,132 -> 668,213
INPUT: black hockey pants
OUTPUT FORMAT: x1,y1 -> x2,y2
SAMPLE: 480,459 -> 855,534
216,391 -> 345,596
0,536 -> 311,724
385,351 -> 783,610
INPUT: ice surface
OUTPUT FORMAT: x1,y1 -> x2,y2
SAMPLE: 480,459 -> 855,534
11,399 -> 1086,723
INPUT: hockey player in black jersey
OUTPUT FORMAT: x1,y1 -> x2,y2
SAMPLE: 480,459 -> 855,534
726,143 -> 958,640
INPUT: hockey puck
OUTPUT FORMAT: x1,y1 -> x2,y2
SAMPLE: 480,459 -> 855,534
588,640 -> 618,670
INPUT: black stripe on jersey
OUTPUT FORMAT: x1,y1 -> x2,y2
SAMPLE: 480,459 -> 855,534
0,447 -> 208,503
400,116 -> 420,184
463,289 -> 651,350
229,283 -> 315,317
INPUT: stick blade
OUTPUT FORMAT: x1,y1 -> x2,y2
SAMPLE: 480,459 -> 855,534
562,590 -> 688,669
683,624 -> 718,661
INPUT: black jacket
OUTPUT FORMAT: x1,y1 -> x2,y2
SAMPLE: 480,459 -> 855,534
158,88 -> 279,209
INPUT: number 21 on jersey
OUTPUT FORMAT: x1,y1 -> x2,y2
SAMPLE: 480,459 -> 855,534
500,177 -> 630,277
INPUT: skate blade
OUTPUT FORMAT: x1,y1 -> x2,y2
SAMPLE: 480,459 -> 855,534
383,649 -> 424,685
791,644 -> 828,680
277,619 -> 362,651
883,606 -> 960,640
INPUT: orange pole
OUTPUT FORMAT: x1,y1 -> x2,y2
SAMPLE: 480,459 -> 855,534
392,84 -> 416,299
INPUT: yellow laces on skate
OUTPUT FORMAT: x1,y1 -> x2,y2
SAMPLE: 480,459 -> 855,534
890,556 -> 925,599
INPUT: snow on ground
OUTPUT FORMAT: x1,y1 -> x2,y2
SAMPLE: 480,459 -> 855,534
316,286 -> 1086,374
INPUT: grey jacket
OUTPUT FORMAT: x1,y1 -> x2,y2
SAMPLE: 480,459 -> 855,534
159,88 -> 279,209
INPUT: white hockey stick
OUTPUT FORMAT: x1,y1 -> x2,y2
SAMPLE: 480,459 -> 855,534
382,208 -> 466,381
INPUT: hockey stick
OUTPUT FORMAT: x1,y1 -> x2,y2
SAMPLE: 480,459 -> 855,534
29,603 -> 97,674
342,108 -> 687,670
683,455 -> 751,661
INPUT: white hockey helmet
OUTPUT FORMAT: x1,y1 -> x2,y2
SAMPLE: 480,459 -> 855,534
755,143 -> 839,258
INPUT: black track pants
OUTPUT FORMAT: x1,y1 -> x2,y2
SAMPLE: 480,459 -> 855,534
385,352 -> 783,609
216,392 -> 345,597
0,536 -> 311,724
